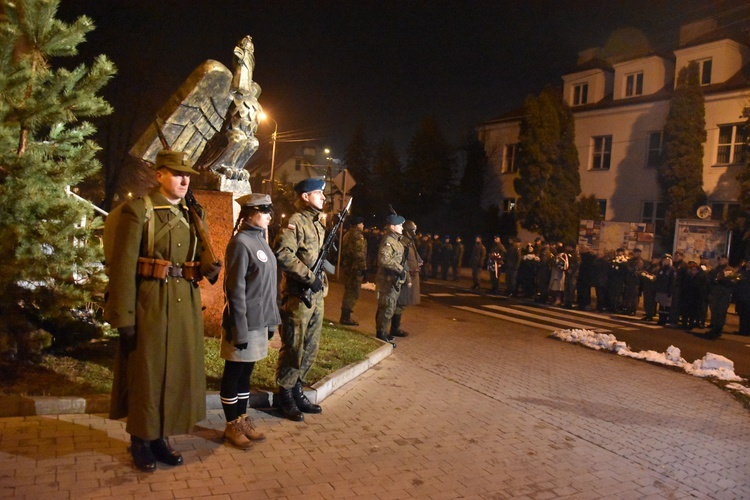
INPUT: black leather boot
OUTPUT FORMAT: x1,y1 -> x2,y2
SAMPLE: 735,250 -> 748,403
151,437 -> 183,466
130,436 -> 156,473
339,309 -> 359,326
293,380 -> 322,413
277,387 -> 304,421
389,314 -> 408,337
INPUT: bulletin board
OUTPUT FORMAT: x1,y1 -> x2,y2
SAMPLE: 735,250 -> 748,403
673,219 -> 729,266
579,220 -> 655,259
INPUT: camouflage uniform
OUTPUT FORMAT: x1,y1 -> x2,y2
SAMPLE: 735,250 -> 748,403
375,230 -> 407,338
274,204 -> 327,389
340,225 -> 367,323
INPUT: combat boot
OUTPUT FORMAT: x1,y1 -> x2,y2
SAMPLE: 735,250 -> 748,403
276,387 -> 304,421
339,309 -> 359,326
225,417 -> 254,449
376,331 -> 397,347
293,380 -> 322,413
129,436 -> 156,473
239,414 -> 266,442
389,313 -> 409,337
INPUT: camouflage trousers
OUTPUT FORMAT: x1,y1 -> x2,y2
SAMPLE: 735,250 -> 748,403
277,292 -> 324,389
375,285 -> 401,333
341,273 -> 362,313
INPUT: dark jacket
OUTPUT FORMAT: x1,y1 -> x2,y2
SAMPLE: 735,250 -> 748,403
222,225 -> 281,344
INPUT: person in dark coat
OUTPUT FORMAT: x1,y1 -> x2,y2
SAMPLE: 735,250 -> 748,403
505,238 -> 521,296
394,220 -> 423,337
470,235 -> 487,290
622,248 -> 644,315
706,255 -> 735,339
440,235 -> 453,280
451,236 -> 465,281
431,233 -> 442,279
734,260 -> 750,336
654,254 -> 677,325
679,260 -> 708,331
576,244 -> 596,310
669,250 -> 687,326
594,251 -> 611,311
607,248 -> 628,313
418,234 -> 432,281
104,149 -> 221,472
640,255 -> 661,321
220,193 -> 280,449
488,235 -> 506,294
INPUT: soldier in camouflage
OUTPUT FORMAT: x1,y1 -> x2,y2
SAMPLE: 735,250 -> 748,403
273,177 -> 327,422
375,214 -> 408,346
339,216 -> 367,326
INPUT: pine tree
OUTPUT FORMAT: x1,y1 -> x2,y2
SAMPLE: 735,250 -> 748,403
371,138 -> 403,218
0,0 -> 115,358
403,117 -> 455,220
342,124 -> 372,217
658,62 -> 707,243
514,87 -> 581,243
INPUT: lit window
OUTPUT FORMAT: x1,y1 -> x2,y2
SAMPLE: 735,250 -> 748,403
573,83 -> 588,106
503,143 -> 519,173
625,72 -> 643,97
716,124 -> 747,165
591,136 -> 612,170
647,131 -> 663,167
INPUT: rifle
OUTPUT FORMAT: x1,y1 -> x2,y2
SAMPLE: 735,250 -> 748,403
185,188 -> 220,265
300,197 -> 353,308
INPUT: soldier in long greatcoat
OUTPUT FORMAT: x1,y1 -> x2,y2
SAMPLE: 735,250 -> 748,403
105,150 -> 220,472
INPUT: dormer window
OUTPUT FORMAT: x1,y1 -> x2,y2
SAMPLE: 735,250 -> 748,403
573,83 -> 589,106
625,72 -> 643,97
693,58 -> 712,85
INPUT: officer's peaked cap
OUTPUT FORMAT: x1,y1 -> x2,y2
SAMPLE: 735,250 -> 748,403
236,193 -> 272,207
154,149 -> 199,174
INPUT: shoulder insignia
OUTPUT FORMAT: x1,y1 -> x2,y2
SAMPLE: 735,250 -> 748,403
386,243 -> 392,247
287,223 -> 296,230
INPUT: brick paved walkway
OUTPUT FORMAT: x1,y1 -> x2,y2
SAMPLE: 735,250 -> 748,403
1,282 -> 748,499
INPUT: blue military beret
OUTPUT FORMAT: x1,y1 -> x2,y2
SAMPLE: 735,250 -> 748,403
294,177 -> 326,194
385,214 -> 405,225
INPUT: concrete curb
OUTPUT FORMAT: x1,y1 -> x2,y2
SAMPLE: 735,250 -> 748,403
0,341 -> 393,417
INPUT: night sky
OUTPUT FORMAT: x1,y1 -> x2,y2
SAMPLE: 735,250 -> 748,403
58,0 -> 745,161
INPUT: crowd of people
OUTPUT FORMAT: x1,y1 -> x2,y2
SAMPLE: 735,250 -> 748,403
345,229 -> 750,342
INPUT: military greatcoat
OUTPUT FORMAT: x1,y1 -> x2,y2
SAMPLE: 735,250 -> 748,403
104,189 -> 206,440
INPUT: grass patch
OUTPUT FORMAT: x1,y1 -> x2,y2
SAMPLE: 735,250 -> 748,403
0,324 -> 381,397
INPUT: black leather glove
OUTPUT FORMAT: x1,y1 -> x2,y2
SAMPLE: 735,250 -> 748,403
235,342 -> 248,350
118,326 -> 136,353
310,276 -> 323,293
203,260 -> 222,284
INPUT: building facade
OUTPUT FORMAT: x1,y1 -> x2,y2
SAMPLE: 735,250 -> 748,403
478,19 -> 749,241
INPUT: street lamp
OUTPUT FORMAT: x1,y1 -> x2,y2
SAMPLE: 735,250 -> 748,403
259,111 -> 278,196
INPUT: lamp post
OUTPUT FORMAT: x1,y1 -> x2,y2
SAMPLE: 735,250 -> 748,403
259,112 -> 278,196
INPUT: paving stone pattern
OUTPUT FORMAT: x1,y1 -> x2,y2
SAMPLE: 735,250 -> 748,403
0,283 -> 748,499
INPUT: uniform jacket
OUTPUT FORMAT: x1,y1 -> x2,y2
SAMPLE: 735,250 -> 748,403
341,226 -> 367,278
275,205 -> 327,298
376,230 -> 406,292
222,225 -> 281,347
471,242 -> 487,269
104,189 -> 206,439
398,234 -> 422,306
452,242 -> 465,266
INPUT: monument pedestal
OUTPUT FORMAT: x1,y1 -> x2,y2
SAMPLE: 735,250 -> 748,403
193,189 -> 235,338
